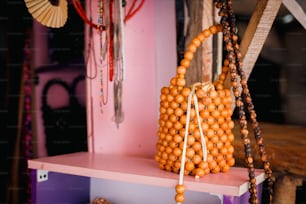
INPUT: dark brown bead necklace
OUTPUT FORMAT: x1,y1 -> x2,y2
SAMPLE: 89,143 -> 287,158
215,0 -> 274,203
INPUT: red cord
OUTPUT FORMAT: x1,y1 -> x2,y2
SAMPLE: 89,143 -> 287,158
71,0 -> 103,30
125,0 -> 137,19
109,0 -> 114,81
124,0 -> 145,22
72,0 -> 145,29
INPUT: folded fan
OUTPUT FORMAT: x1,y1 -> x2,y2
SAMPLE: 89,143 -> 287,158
24,0 -> 68,28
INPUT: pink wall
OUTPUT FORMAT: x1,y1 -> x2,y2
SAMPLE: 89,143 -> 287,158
86,0 -> 176,157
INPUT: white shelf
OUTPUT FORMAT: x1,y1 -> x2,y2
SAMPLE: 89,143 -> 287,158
28,152 -> 265,197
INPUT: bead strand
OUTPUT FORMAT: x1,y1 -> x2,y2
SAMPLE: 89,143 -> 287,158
172,24 -> 223,90
219,1 -> 259,203
226,1 -> 274,203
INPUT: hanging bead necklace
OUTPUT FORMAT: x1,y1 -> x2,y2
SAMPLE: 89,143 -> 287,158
216,0 -> 274,203
84,0 -> 98,80
98,0 -> 109,111
80,0 -> 145,122
112,0 -> 126,127
108,0 -> 114,82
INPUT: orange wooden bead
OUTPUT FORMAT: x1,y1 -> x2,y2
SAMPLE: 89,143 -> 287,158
221,164 -> 230,173
175,94 -> 184,103
173,147 -> 182,157
209,25 -> 218,34
206,129 -> 215,139
185,161 -> 195,171
187,135 -> 196,145
191,38 -> 201,47
192,142 -> 202,151
173,134 -> 182,143
218,159 -> 227,168
206,141 -> 214,151
186,148 -> 195,158
198,161 -> 208,169
165,164 -> 172,172
173,121 -> 183,130
174,161 -> 181,168
209,90 -> 218,99
227,157 -> 235,166
220,147 -> 228,155
192,154 -> 202,165
184,51 -> 194,60
176,78 -> 186,87
202,29 -> 211,38
194,167 -> 205,177
228,133 -> 235,142
208,160 -> 217,169
180,101 -> 188,111
210,148 -> 219,157
179,115 -> 187,125
175,193 -> 185,203
161,87 -> 170,94
212,166 -> 220,173
187,44 -> 197,53
200,110 -> 210,119
175,184 -> 185,193
168,154 -> 177,162
180,59 -> 190,68
170,77 -> 177,86
181,87 -> 191,97
227,145 -> 234,154
177,66 -> 186,75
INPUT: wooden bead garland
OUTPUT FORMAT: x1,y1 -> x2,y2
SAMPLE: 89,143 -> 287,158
216,0 -> 274,203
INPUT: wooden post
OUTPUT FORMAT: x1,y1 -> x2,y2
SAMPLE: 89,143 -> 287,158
184,0 -> 214,85
273,175 -> 303,204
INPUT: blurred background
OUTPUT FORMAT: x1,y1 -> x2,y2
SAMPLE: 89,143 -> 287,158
0,0 -> 305,203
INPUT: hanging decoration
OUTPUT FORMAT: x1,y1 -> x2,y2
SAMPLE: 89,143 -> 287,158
98,0 -> 109,111
24,0 -> 68,28
112,0 -> 125,127
83,0 -> 145,127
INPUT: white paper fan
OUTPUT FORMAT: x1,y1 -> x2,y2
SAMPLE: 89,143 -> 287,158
24,0 -> 68,28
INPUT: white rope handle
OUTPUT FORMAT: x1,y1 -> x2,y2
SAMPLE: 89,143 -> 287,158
177,83 -> 213,204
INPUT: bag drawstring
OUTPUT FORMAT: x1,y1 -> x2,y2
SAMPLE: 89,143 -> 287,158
177,82 -> 214,204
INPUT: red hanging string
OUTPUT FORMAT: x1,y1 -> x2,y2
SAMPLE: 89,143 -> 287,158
72,0 -> 145,30
109,0 -> 114,81
124,0 -> 145,23
71,0 -> 103,30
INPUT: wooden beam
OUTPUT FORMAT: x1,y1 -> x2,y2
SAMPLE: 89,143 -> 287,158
283,0 -> 306,29
239,0 -> 282,80
202,0 -> 214,83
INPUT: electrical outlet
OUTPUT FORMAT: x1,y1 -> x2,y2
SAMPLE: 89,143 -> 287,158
37,170 -> 48,182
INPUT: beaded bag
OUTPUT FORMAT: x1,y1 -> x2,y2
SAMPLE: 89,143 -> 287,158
155,1 -> 274,204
